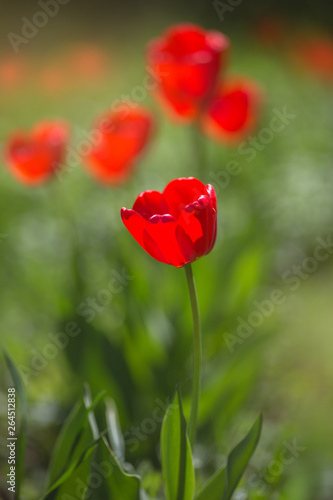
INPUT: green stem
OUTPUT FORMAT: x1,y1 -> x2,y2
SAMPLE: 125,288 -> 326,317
49,178 -> 85,300
191,121 -> 206,178
184,263 -> 202,448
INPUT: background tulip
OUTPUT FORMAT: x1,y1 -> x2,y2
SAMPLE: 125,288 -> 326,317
0,56 -> 26,91
83,106 -> 153,184
201,78 -> 264,144
121,177 -> 217,267
147,23 -> 230,121
4,121 -> 69,185
292,35 -> 333,83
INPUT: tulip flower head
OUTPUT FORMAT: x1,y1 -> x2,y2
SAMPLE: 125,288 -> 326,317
83,106 -> 153,185
147,23 -> 230,121
0,56 -> 26,91
202,78 -> 264,144
39,64 -> 69,95
67,43 -> 110,85
4,121 -> 69,185
293,35 -> 333,83
121,177 -> 217,267
252,15 -> 286,47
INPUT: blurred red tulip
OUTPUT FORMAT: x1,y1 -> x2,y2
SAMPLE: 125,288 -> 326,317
293,35 -> 333,83
37,44 -> 110,94
121,177 -> 217,267
0,57 -> 26,90
201,78 -> 263,144
147,23 -> 229,121
4,121 -> 69,185
83,106 -> 153,185
68,43 -> 110,83
39,64 -> 69,94
252,15 -> 286,47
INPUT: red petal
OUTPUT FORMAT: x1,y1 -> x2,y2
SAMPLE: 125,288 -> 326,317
292,36 -> 333,82
147,24 -> 229,121
202,78 -> 263,144
163,24 -> 208,56
84,106 -> 153,184
143,214 -> 187,267
86,134 -> 139,183
206,183 -> 217,207
121,208 -> 147,249
163,177 -> 208,218
177,195 -> 215,259
33,121 -> 69,146
133,190 -> 168,220
4,121 -> 69,185
6,136 -> 57,185
174,224 -> 198,264
33,121 -> 68,166
206,184 -> 218,252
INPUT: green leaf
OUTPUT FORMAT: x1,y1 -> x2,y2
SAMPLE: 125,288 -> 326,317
4,349 -> 28,500
46,391 -> 105,487
105,397 -> 125,463
40,438 -> 100,500
50,384 -> 102,500
195,467 -> 226,500
140,489 -> 151,500
223,413 -> 263,500
83,383 -> 101,440
47,400 -> 85,487
102,436 -> 141,499
52,422 -> 96,500
195,414 -> 262,500
161,387 -> 195,500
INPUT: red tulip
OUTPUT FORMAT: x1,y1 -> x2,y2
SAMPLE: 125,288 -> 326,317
39,64 -> 69,94
83,106 -> 153,185
68,44 -> 110,83
4,121 -> 69,185
292,35 -> 333,83
201,78 -> 263,144
252,15 -> 286,47
0,56 -> 26,91
147,23 -> 230,121
121,177 -> 217,267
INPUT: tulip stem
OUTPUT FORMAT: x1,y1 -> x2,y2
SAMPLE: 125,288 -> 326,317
49,179 -> 85,300
185,263 -> 202,448
191,122 -> 206,178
